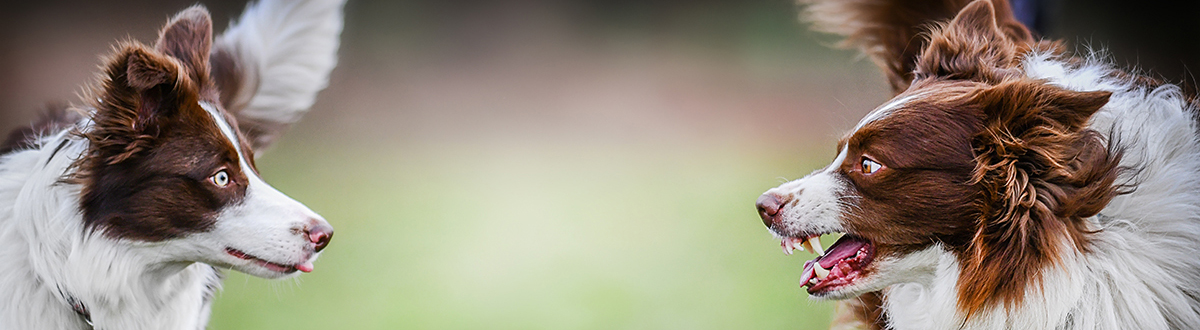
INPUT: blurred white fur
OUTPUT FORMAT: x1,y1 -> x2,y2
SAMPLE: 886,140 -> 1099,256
216,0 -> 344,153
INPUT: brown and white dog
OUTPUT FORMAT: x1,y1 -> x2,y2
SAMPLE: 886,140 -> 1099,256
756,0 -> 1200,329
0,0 -> 342,328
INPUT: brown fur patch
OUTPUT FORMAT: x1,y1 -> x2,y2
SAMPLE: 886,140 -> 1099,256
959,79 -> 1119,316
73,6 -> 254,241
836,81 -> 984,254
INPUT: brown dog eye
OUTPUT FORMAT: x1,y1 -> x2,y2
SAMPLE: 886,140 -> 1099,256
211,170 -> 231,187
862,158 -> 882,174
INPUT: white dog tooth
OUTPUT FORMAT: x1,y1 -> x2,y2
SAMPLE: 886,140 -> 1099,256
808,236 -> 825,256
794,237 -> 806,252
814,263 -> 830,279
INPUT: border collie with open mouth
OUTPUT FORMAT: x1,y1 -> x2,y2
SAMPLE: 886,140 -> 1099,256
756,0 -> 1200,329
0,0 -> 343,328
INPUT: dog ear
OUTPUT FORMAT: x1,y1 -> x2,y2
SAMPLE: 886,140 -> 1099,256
210,0 -> 345,156
83,44 -> 195,166
957,79 -> 1118,317
155,5 -> 213,84
914,0 -> 1033,84
83,5 -> 213,158
124,47 -> 179,91
947,0 -> 1030,43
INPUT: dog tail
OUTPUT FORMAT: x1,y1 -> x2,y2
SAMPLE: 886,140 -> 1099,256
799,0 -> 981,93
211,0 -> 345,154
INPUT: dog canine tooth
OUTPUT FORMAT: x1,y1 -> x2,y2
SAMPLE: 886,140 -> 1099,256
807,235 -> 825,256
814,262 -> 830,279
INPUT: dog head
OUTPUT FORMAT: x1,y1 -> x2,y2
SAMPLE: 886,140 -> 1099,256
757,0 -> 1120,315
75,6 -> 332,279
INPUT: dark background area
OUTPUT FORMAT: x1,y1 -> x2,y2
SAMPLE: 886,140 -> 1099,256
1049,0 -> 1200,86
5,0 -> 1198,135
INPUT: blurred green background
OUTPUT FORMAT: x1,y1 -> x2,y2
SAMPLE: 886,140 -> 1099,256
1,0 -> 894,328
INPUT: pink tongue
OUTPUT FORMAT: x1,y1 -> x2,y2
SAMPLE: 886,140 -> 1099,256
296,262 -> 314,273
799,259 -> 816,286
817,236 -> 869,268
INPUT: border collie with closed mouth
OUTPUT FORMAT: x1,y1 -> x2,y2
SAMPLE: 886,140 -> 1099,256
756,0 -> 1200,329
0,0 -> 343,328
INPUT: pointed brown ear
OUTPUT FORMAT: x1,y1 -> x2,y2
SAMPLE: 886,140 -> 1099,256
122,46 -> 189,127
915,0 -> 1034,83
155,6 -> 213,81
947,1 -> 1003,40
946,0 -> 1031,45
80,43 -> 195,167
125,47 -> 180,90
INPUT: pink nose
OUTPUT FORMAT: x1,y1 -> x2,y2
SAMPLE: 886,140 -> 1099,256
756,193 -> 789,227
307,222 -> 334,252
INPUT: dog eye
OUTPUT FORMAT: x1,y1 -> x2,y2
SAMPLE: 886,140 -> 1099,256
211,170 -> 231,187
861,158 -> 883,174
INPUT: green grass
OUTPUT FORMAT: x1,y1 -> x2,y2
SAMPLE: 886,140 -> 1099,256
208,140 -> 840,329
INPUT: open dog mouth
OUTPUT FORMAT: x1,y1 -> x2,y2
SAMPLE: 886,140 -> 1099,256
782,233 -> 875,294
225,247 -> 314,274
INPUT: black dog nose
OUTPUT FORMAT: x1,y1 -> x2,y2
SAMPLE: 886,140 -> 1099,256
307,222 -> 334,252
756,193 -> 787,227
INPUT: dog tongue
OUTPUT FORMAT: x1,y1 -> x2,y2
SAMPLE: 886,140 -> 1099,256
817,236 -> 869,269
296,261 -> 314,273
799,259 -> 817,286
798,236 -> 870,286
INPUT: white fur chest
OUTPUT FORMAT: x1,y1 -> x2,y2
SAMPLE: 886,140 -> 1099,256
0,138 -> 221,330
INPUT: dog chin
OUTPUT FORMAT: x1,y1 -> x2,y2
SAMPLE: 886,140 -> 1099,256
807,277 -> 882,300
234,264 -> 296,279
